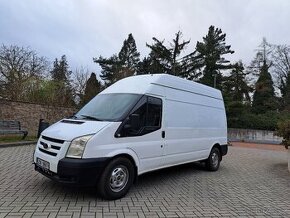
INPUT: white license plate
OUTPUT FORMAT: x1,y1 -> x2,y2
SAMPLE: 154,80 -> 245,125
36,158 -> 50,170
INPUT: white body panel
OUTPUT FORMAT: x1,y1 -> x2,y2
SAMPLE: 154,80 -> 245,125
34,74 -> 227,175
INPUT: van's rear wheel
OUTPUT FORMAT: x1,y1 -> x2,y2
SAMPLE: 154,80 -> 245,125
97,157 -> 134,200
206,147 -> 221,171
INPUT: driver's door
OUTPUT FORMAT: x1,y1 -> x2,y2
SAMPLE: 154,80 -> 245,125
116,95 -> 164,174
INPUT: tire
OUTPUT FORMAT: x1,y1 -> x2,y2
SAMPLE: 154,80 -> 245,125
205,147 -> 221,171
97,157 -> 135,200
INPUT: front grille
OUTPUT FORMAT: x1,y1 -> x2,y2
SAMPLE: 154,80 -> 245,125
39,148 -> 57,156
51,145 -> 61,150
38,135 -> 65,157
42,135 -> 64,144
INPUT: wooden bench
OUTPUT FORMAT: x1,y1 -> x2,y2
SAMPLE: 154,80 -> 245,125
0,121 -> 28,139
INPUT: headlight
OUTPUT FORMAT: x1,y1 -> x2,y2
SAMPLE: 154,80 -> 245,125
66,135 -> 93,158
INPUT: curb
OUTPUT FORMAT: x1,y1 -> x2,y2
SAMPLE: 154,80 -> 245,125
0,141 -> 37,148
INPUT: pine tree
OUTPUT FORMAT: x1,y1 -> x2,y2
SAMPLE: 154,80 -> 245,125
190,26 -> 234,89
181,50 -> 203,80
223,62 -> 253,127
50,55 -> 74,106
223,61 -> 252,102
118,33 -> 140,71
82,72 -> 101,105
145,31 -> 190,75
252,61 -> 276,113
95,55 -> 121,86
136,57 -> 151,75
94,33 -> 140,86
51,55 -> 70,82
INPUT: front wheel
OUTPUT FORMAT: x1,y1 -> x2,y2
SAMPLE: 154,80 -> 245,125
205,147 -> 221,171
97,157 -> 135,200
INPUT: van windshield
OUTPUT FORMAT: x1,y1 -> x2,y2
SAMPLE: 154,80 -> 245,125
75,93 -> 142,121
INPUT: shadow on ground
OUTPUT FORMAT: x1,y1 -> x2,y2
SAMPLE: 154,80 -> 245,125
36,161 -> 209,200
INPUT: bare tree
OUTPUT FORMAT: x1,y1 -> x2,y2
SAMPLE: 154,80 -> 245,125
271,44 -> 290,96
71,67 -> 90,105
0,44 -> 48,100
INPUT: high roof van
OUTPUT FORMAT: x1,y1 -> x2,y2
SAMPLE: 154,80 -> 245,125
34,74 -> 228,200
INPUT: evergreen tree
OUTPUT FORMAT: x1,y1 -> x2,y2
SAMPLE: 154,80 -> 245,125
94,33 -> 140,86
181,51 -> 203,80
51,55 -> 70,82
82,72 -> 101,105
94,55 -> 121,86
144,31 -> 190,75
190,26 -> 234,89
136,57 -> 151,75
118,33 -> 140,71
50,55 -> 74,106
223,62 -> 253,128
252,60 -> 276,113
223,61 -> 252,102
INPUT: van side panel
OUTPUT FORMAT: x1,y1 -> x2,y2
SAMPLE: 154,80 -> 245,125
163,87 -> 227,166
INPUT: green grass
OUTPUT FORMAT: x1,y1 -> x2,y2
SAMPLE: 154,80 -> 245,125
0,135 -> 38,143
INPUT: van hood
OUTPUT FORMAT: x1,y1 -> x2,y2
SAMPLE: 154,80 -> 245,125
41,119 -> 112,141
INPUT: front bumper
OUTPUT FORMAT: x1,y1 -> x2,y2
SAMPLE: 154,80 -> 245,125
35,157 -> 110,186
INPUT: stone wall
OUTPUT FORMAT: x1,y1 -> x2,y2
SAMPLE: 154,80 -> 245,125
0,100 -> 77,136
228,128 -> 283,144
1,100 -> 285,144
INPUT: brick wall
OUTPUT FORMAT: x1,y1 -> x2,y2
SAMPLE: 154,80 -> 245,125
0,100 -> 77,136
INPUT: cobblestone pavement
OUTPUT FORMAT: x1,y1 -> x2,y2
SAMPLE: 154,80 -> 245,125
231,142 -> 285,151
0,145 -> 289,218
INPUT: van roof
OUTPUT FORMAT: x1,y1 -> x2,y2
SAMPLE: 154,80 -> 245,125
101,74 -> 222,100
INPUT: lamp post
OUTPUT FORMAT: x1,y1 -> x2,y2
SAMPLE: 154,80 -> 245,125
213,74 -> 217,89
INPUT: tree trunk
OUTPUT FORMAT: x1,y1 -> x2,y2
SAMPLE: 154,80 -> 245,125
288,148 -> 290,173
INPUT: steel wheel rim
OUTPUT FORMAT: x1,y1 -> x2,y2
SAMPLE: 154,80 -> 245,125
109,165 -> 129,192
211,152 -> 219,168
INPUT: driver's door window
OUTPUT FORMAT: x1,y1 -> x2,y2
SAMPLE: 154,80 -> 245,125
118,96 -> 162,137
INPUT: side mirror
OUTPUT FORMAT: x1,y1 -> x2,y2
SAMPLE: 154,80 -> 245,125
129,114 -> 140,129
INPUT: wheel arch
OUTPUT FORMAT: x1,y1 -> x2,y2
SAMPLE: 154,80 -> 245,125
211,143 -> 222,160
106,149 -> 139,183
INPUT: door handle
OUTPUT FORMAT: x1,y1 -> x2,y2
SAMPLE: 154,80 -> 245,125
162,131 -> 165,138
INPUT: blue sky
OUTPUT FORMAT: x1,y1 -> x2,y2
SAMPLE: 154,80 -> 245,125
1,0 -> 290,74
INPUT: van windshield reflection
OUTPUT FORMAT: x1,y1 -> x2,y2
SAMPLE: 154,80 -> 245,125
75,93 -> 142,121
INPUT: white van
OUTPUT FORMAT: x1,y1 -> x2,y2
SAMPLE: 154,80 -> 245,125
34,74 -> 228,199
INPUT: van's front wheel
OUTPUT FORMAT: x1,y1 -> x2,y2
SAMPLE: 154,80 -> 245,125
206,147 -> 221,171
97,157 -> 135,200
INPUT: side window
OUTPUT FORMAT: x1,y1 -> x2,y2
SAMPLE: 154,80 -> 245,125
147,97 -> 162,128
117,96 -> 162,137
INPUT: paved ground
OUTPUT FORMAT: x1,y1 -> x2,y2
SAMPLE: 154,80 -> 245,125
0,144 -> 289,218
231,142 -> 286,151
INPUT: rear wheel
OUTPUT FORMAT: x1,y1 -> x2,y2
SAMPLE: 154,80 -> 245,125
206,147 -> 221,171
97,157 -> 135,200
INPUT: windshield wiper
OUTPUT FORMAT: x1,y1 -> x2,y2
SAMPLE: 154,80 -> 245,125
80,114 -> 104,121
67,114 -> 78,119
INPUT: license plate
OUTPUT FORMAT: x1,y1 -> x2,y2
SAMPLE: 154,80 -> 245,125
36,158 -> 50,170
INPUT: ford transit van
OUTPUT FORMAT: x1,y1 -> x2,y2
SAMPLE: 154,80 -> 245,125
34,74 -> 228,199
